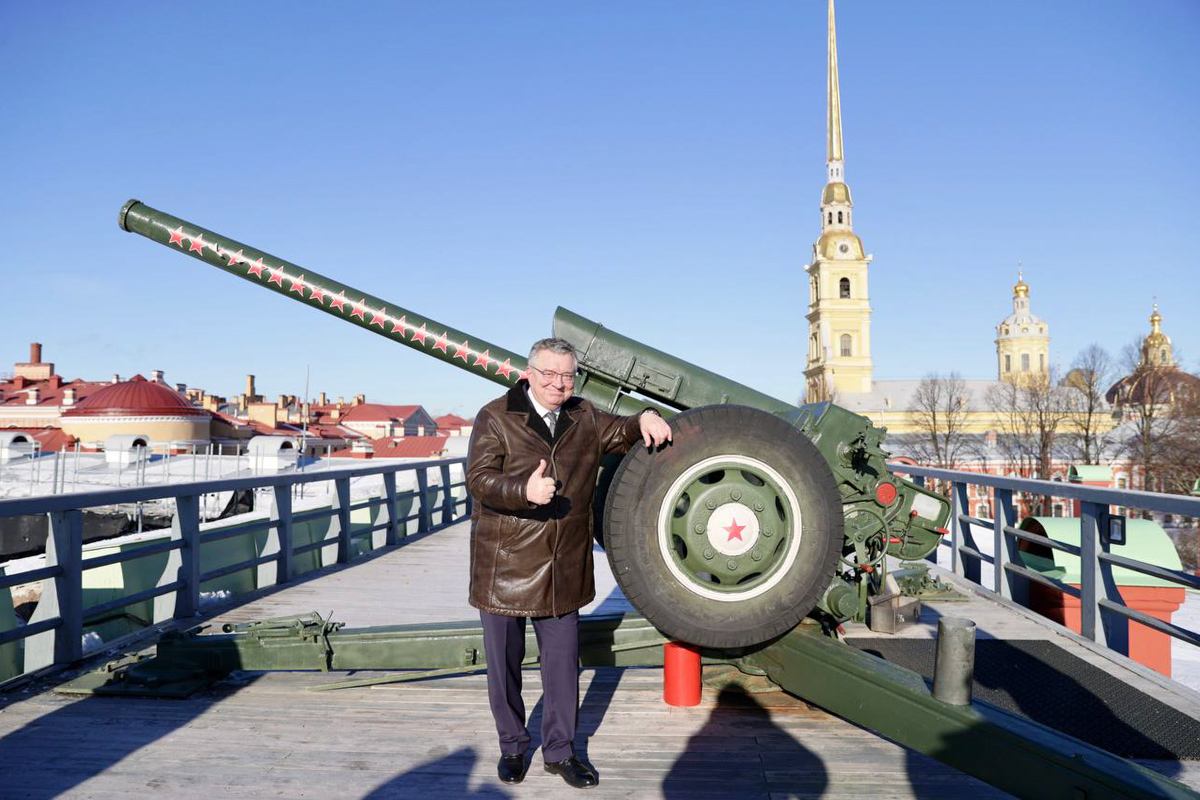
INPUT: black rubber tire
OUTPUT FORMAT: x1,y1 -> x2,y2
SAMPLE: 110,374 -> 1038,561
603,404 -> 842,649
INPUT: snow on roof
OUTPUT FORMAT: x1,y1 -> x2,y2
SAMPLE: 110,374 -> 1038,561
0,426 -> 77,452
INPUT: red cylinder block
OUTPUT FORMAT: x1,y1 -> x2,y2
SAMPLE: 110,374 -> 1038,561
663,641 -> 701,706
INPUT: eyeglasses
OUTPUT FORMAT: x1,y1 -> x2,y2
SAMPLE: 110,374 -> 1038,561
530,366 -> 576,384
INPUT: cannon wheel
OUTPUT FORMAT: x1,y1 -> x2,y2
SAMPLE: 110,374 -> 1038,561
603,405 -> 842,649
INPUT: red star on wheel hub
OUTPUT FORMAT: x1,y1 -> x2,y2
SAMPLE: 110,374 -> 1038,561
723,518 -> 746,541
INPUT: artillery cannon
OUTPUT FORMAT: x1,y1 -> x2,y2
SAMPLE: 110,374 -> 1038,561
119,199 -> 950,649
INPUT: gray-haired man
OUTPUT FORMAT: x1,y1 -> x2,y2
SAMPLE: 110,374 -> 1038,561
465,338 -> 671,788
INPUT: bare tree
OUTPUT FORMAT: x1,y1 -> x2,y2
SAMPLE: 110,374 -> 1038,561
1113,338 -> 1195,494
907,371 -> 973,469
1062,344 -> 1114,464
987,368 -> 1072,514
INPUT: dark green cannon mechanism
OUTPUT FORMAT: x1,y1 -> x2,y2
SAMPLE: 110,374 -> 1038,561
118,199 -> 949,648
97,201 -> 1200,800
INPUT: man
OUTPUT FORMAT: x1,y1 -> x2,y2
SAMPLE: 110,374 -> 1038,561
466,337 -> 672,789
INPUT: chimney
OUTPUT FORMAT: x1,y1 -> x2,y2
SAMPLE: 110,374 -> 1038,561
26,387 -> 39,405
112,374 -> 120,384
354,393 -> 365,406
30,343 -> 42,363
63,387 -> 76,406
318,391 -> 327,406
175,383 -> 187,393
337,396 -> 344,406
246,374 -> 256,398
150,369 -> 164,382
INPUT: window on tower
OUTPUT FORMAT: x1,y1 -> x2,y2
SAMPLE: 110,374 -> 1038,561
837,211 -> 844,224
840,334 -> 852,357
1022,354 -> 1030,372
839,278 -> 850,298
827,212 -> 832,225
1005,354 -> 1011,373
1039,353 -> 1045,371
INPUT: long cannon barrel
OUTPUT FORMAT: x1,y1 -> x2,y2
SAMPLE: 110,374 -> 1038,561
119,199 -> 530,391
119,199 -> 787,417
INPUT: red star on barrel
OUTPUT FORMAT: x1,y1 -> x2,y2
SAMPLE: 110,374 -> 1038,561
349,299 -> 367,320
267,267 -> 285,286
473,349 -> 493,371
432,332 -> 450,353
453,340 -> 471,361
308,284 -> 326,304
391,315 -> 410,337
329,292 -> 348,312
370,306 -> 388,328
410,324 -> 429,345
226,249 -> 245,268
188,235 -> 207,255
247,258 -> 266,278
495,359 -> 515,379
290,274 -> 307,294
168,227 -> 186,247
723,518 -> 746,542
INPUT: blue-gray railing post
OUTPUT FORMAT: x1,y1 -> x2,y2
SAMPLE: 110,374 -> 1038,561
272,485 -> 294,585
1080,501 -> 1122,649
382,471 -> 401,546
416,468 -> 432,533
173,495 -> 201,618
334,477 -> 352,563
439,464 -> 454,525
993,488 -> 1014,599
25,509 -> 83,670
950,481 -> 966,579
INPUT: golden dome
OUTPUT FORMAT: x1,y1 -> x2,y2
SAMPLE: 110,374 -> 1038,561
822,181 -> 853,206
1013,268 -> 1029,298
816,230 -> 865,260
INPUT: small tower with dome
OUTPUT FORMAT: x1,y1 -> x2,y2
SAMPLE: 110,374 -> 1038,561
995,268 -> 1050,383
1141,303 -> 1173,367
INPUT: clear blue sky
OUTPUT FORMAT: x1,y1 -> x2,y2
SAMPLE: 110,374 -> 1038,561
1,1 -> 1197,416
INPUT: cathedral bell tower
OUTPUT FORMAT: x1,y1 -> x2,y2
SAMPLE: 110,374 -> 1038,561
804,0 -> 873,402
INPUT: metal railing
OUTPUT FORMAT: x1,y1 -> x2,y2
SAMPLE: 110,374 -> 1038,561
889,463 -> 1200,659
0,457 -> 470,684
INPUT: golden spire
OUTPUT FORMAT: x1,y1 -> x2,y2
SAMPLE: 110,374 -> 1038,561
1150,301 -> 1162,332
827,0 -> 844,166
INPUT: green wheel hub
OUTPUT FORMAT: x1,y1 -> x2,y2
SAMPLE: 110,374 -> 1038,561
657,454 -> 803,602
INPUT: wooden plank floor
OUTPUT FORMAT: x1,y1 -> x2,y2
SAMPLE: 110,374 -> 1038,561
0,520 -> 1191,798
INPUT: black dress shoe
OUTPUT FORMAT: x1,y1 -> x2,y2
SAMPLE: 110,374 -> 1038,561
498,753 -> 527,784
543,756 -> 598,789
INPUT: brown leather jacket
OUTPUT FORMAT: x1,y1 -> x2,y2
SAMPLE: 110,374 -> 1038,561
466,381 -> 644,617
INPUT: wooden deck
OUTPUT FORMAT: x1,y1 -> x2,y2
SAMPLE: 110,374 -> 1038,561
1,520 -> 1197,799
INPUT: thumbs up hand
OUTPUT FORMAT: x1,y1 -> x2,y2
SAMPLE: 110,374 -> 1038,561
526,459 -> 557,505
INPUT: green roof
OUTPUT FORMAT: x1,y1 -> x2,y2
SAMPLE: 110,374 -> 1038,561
1068,465 -> 1112,483
1018,517 -> 1182,587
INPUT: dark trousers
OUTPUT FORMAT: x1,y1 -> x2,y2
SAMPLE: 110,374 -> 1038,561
479,609 -> 580,762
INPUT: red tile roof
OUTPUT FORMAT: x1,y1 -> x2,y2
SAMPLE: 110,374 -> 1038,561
338,403 -> 423,423
62,375 -> 207,418
434,414 -> 472,430
0,426 -> 77,452
330,434 -> 448,459
0,376 -> 111,408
